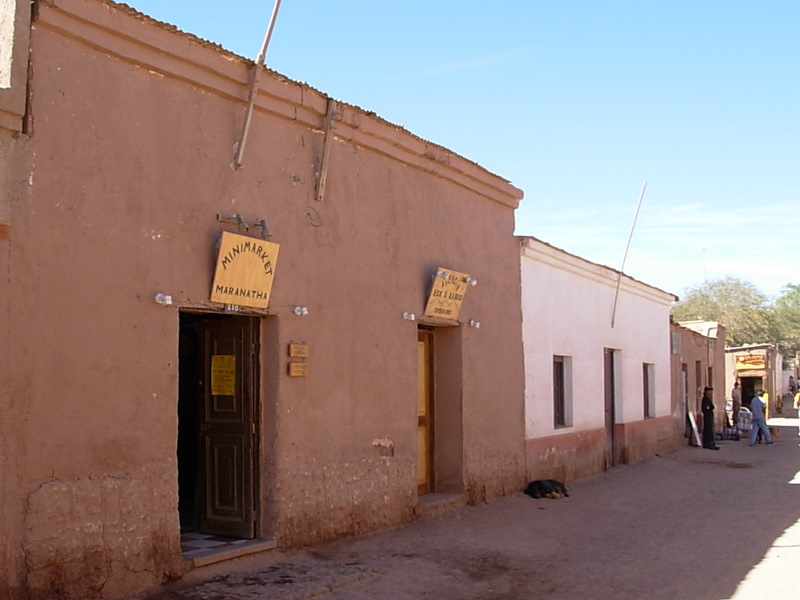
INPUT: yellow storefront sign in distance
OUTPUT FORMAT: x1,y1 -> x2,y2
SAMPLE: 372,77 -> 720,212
735,353 -> 766,370
210,231 -> 280,310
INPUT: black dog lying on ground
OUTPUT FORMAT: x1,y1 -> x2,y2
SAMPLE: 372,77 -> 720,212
524,479 -> 569,499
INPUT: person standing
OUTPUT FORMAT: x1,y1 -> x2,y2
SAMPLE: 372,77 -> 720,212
749,390 -> 773,446
794,389 -> 800,437
731,382 -> 742,429
701,387 -> 719,450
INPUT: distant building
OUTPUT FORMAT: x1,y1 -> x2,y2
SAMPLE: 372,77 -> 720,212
671,321 -> 727,443
725,344 -> 784,417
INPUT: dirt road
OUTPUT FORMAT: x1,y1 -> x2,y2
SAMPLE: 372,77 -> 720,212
151,418 -> 800,600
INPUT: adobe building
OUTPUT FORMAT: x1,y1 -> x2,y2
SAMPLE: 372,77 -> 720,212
670,320 -> 727,445
520,237 -> 677,482
725,343 -> 784,417
0,1 -> 527,598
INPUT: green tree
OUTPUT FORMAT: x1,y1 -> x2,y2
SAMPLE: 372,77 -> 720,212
671,277 -> 773,347
773,283 -> 800,360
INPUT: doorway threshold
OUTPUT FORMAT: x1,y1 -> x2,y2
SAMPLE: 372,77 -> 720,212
182,532 -> 277,568
415,492 -> 465,518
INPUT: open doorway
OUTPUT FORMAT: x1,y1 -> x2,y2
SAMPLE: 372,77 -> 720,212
739,376 -> 762,409
178,312 -> 259,543
416,325 -> 463,499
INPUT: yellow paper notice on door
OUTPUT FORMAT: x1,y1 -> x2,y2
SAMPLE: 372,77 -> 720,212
211,355 -> 236,396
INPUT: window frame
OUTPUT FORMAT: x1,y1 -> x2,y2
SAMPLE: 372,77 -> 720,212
643,362 -> 655,419
553,355 -> 573,428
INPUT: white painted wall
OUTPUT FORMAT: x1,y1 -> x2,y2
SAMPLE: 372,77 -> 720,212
520,238 -> 676,439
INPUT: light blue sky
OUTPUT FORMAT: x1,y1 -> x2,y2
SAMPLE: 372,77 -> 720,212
126,0 -> 799,299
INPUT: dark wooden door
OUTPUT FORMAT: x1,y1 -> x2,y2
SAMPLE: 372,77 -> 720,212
198,317 -> 257,538
604,348 -> 616,469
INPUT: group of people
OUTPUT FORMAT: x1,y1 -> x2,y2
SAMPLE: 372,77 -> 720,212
701,383 -> 780,450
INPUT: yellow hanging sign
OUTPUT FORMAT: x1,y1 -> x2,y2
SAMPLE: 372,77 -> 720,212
210,231 -> 280,310
424,267 -> 471,320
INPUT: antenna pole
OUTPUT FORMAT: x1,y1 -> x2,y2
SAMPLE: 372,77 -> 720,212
233,0 -> 283,168
611,181 -> 647,328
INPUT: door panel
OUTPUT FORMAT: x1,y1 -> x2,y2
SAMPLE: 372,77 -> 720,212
199,317 -> 256,538
604,348 -> 615,469
209,437 -> 242,515
417,331 -> 433,495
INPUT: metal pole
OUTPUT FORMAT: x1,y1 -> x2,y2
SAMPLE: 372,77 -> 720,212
315,98 -> 337,203
611,181 -> 647,328
233,0 -> 283,168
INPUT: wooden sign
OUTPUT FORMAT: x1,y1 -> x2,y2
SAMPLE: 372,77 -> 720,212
210,231 -> 280,310
735,353 -> 766,371
687,410 -> 701,447
288,343 -> 309,358
424,267 -> 470,320
288,362 -> 308,377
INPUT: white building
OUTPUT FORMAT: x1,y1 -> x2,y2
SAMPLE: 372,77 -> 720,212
520,237 -> 677,481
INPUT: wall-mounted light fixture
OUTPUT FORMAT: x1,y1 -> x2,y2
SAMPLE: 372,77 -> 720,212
293,306 -> 309,316
217,213 -> 272,240
154,293 -> 173,306
403,312 -> 416,321
466,277 -> 478,286
469,319 -> 481,328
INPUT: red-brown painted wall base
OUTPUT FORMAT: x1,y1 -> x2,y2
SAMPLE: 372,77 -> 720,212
526,416 -> 681,484
525,429 -> 606,483
615,416 -> 678,465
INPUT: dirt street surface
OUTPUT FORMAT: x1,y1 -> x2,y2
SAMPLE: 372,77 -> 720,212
152,418 -> 800,600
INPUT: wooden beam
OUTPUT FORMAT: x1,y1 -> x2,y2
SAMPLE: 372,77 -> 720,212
315,98 -> 337,203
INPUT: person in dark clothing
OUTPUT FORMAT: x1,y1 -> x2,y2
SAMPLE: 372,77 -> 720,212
701,387 -> 719,450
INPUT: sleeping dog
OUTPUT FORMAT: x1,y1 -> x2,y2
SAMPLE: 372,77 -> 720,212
524,479 -> 569,499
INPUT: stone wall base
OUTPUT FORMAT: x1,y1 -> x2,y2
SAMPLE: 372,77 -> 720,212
22,473 -> 185,600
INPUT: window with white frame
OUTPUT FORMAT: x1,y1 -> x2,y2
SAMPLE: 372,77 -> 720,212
553,355 -> 573,428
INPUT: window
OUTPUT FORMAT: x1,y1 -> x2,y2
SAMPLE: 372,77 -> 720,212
696,361 -> 702,401
643,363 -> 655,418
671,331 -> 682,355
553,355 -> 573,428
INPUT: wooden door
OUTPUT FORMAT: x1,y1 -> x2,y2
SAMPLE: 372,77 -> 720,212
417,330 -> 433,495
603,348 -> 616,469
682,364 -> 689,439
198,317 -> 257,538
